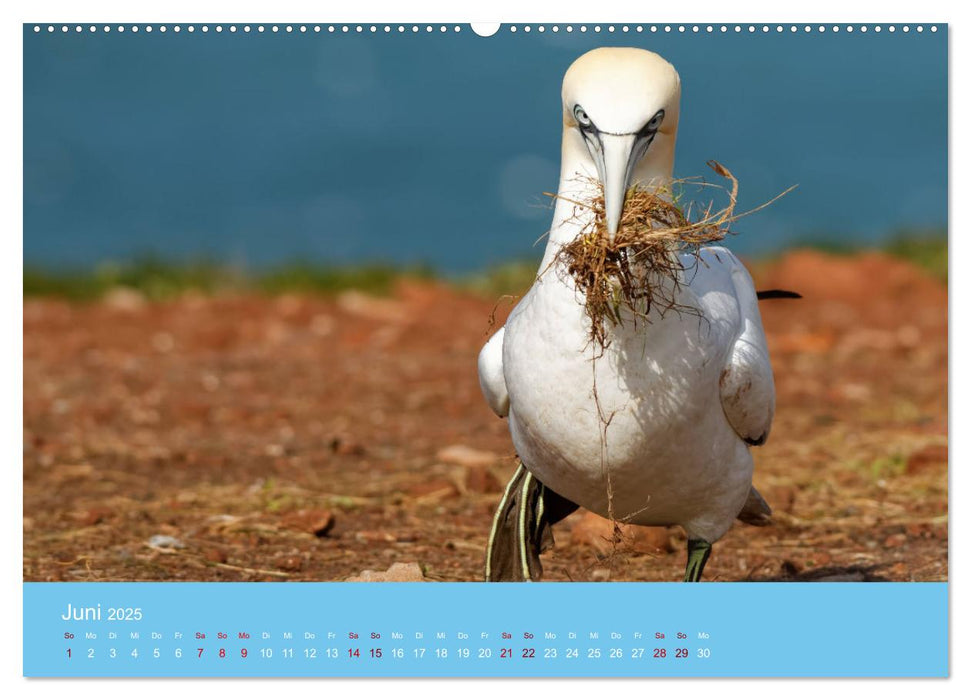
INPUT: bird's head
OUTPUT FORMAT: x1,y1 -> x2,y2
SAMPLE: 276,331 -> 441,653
561,47 -> 681,242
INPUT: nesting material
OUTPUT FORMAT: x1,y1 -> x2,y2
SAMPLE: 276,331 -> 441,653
550,161 -> 779,351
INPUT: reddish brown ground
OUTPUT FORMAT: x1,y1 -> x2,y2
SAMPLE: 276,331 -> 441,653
23,250 -> 947,582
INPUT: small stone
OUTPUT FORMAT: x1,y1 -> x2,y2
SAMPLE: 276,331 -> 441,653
51,464 -> 94,482
346,562 -> 425,582
330,437 -> 365,456
884,533 -> 907,548
355,531 -> 397,544
897,325 -> 921,348
151,332 -> 175,353
811,552 -> 833,567
103,286 -> 146,311
888,562 -> 910,579
839,383 -> 872,402
281,509 -> 336,537
274,554 -> 304,572
407,479 -> 459,501
201,373 -> 220,392
436,445 -> 499,469
311,512 -> 336,537
204,548 -> 228,564
78,508 -> 113,526
264,444 -> 285,458
906,523 -> 931,538
310,314 -> 335,337
590,568 -> 611,581
147,535 -> 184,550
336,291 -> 405,322
275,295 -> 304,316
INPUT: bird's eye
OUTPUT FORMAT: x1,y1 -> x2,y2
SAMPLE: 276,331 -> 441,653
646,110 -> 665,131
574,105 -> 592,128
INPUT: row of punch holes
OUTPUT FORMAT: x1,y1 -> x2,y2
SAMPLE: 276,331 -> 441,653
33,24 -> 939,35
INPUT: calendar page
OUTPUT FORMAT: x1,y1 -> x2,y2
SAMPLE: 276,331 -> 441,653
22,19 -> 948,678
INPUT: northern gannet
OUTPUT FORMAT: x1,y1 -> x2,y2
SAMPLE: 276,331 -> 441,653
480,47 -> 777,582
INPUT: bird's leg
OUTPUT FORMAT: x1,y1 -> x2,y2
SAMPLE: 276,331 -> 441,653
683,539 -> 712,582
485,464 -> 579,582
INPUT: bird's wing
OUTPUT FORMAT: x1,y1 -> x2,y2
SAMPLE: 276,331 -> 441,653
478,326 -> 509,418
716,250 -> 776,446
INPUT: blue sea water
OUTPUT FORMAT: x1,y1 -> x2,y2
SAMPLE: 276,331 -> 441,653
23,24 -> 947,273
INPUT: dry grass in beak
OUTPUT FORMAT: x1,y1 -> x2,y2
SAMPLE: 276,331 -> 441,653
547,160 -> 792,352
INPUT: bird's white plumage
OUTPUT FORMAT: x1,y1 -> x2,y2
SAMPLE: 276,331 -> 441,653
715,253 -> 776,445
477,47 -> 775,545
478,327 -> 509,418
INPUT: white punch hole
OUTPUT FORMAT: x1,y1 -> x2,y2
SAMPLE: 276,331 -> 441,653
471,23 -> 500,37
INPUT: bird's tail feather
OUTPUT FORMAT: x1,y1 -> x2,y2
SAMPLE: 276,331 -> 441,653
737,486 -> 773,526
756,289 -> 802,300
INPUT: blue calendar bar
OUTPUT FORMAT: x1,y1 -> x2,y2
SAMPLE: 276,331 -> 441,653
24,582 -> 947,677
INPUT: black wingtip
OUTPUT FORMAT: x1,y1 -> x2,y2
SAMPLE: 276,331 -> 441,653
756,289 -> 803,300
744,432 -> 768,446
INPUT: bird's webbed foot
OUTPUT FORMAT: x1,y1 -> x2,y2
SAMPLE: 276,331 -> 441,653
683,538 -> 713,582
485,464 -> 579,581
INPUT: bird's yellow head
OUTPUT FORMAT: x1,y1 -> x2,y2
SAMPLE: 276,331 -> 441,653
561,47 -> 681,241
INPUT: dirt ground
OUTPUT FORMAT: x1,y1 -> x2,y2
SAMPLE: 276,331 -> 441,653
23,249 -> 948,582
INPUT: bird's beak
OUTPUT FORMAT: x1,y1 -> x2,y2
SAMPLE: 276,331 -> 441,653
595,133 -> 638,244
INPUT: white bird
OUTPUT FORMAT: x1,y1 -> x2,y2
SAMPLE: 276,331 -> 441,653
479,47 -> 780,582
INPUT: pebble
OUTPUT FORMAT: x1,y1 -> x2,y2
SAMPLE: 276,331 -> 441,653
274,554 -> 304,572
207,514 -> 240,525
406,479 -> 459,501
346,562 -> 425,582
151,332 -> 175,353
281,509 -> 336,537
310,314 -> 335,337
147,535 -> 185,550
330,436 -> 365,456
78,508 -> 113,526
201,373 -> 220,392
355,531 -> 397,544
204,548 -> 228,564
590,568 -> 611,581
884,533 -> 908,548
436,445 -> 499,469
264,444 -> 286,458
51,463 -> 94,481
336,291 -> 405,322
103,286 -> 146,311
